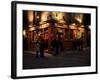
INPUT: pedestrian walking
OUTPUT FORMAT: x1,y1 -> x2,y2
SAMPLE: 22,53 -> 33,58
51,35 -> 62,56
35,40 -> 40,57
39,38 -> 45,57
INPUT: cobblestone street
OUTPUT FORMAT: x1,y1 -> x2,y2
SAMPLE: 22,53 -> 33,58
23,48 -> 90,69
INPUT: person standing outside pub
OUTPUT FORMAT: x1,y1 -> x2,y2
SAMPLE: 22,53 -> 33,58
51,34 -> 62,56
39,35 -> 45,57
35,39 -> 40,57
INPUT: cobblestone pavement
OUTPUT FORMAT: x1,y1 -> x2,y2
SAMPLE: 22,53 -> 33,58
23,48 -> 90,69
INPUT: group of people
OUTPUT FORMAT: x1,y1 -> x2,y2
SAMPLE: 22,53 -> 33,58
34,30 -> 90,57
35,35 -> 62,57
51,37 -> 62,56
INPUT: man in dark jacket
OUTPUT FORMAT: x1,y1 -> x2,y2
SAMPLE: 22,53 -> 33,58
51,37 -> 62,56
39,38 -> 45,57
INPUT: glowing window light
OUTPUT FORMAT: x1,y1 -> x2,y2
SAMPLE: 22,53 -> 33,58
23,30 -> 26,37
29,27 -> 35,31
27,11 -> 34,22
28,24 -> 33,28
75,14 -> 83,23
41,12 -> 50,21
56,12 -> 65,20
88,25 -> 91,29
69,23 -> 77,29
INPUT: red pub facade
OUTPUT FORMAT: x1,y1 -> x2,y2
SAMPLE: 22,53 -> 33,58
23,11 -> 90,52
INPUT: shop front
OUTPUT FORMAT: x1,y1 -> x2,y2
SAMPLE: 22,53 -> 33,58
23,11 -> 90,52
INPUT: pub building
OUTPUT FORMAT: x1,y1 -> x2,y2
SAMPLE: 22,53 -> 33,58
23,11 -> 91,52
